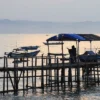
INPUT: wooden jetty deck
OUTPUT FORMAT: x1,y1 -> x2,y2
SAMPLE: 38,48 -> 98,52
0,56 -> 100,95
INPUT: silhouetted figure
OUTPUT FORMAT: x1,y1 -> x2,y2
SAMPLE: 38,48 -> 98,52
71,45 -> 76,62
68,49 -> 74,63
67,45 -> 76,63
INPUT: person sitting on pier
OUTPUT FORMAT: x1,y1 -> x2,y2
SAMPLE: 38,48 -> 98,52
67,45 -> 76,63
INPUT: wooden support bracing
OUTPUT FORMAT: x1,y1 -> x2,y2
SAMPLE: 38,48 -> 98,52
0,56 -> 100,95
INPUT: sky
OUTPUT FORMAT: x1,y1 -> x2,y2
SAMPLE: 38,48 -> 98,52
0,0 -> 100,22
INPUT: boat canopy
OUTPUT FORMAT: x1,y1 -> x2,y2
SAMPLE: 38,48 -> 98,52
20,46 -> 39,50
46,33 -> 100,41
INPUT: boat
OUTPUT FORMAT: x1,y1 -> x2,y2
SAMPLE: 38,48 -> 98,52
79,51 -> 100,62
13,46 -> 39,51
43,42 -> 63,45
7,50 -> 40,58
20,46 -> 39,51
5,46 -> 40,58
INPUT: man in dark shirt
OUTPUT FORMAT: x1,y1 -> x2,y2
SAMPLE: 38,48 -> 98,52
67,45 -> 76,63
71,45 -> 76,63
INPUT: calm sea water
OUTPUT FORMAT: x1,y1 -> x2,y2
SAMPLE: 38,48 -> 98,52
0,33 -> 100,100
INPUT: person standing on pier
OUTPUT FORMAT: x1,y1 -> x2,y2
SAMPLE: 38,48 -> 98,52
72,45 -> 76,63
67,45 -> 76,63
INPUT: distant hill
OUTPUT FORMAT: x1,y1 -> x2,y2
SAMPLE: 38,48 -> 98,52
0,19 -> 100,33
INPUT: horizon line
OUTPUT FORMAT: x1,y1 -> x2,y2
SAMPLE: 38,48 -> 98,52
0,19 -> 100,23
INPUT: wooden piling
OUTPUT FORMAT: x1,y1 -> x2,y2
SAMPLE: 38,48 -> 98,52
5,57 -> 8,93
32,57 -> 34,92
41,54 -> 44,93
97,63 -> 99,85
94,67 -> 96,85
46,56 -> 48,88
77,57 -> 80,89
34,57 -> 37,92
57,58 -> 59,92
23,58 -> 25,95
3,56 -> 6,95
14,58 -> 18,95
26,57 -> 28,93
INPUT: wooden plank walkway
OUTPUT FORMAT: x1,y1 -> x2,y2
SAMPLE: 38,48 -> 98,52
0,62 -> 99,71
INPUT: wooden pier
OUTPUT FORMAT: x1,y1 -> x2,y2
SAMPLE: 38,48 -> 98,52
0,55 -> 100,95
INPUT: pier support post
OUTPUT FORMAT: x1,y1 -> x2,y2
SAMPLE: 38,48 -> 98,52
77,41 -> 80,89
41,54 -> 44,93
3,56 -> 6,95
14,58 -> 18,95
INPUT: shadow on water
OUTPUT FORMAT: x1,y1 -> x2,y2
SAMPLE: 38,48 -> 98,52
1,85 -> 100,100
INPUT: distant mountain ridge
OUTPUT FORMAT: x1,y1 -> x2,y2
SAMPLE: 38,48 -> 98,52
0,19 -> 100,33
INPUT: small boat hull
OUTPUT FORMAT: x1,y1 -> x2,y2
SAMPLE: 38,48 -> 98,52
8,50 -> 40,58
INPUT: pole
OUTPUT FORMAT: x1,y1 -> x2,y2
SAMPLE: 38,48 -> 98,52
47,41 -> 50,56
90,41 -> 92,51
77,41 -> 80,89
